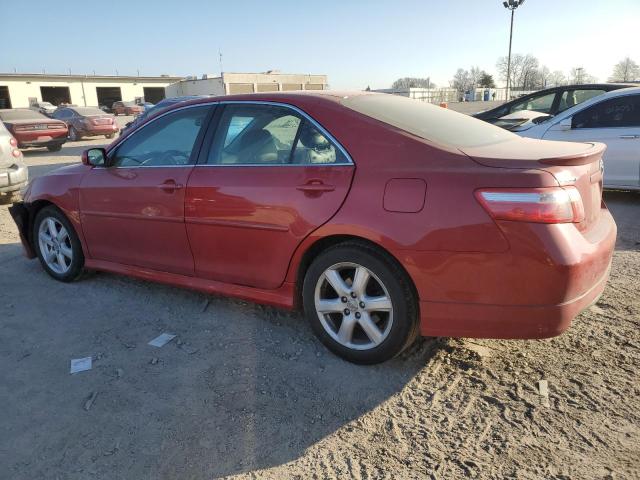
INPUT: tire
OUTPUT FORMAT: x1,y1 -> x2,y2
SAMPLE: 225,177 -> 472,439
106,133 -> 115,139
0,191 -> 21,205
47,144 -> 62,152
302,242 -> 418,364
68,127 -> 80,141
33,206 -> 85,282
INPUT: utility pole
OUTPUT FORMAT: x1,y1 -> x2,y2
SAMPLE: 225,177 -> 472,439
503,0 -> 525,101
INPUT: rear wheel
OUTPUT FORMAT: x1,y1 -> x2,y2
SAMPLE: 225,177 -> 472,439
106,133 -> 115,139
303,243 -> 418,364
33,206 -> 84,282
47,144 -> 62,152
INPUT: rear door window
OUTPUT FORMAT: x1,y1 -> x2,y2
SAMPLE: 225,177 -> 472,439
558,89 -> 606,113
572,95 -> 640,129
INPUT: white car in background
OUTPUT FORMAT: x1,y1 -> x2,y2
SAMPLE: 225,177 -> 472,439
29,101 -> 57,116
514,87 -> 640,190
0,122 -> 28,202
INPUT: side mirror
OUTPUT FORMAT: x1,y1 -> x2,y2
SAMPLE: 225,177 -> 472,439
82,148 -> 107,167
558,117 -> 573,130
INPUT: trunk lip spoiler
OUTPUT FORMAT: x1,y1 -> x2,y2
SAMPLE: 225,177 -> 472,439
538,142 -> 607,166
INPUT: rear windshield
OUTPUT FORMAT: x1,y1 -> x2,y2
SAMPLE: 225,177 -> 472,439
0,109 -> 48,121
74,107 -> 106,116
341,94 -> 517,148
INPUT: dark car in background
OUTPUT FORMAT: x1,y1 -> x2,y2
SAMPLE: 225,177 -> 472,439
474,83 -> 635,125
112,101 -> 143,116
0,109 -> 68,151
52,106 -> 119,141
119,96 -> 207,136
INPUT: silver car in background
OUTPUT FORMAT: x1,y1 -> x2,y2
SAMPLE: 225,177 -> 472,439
0,122 -> 28,202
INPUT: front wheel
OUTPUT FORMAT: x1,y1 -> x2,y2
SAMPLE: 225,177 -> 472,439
105,133 -> 115,139
303,243 -> 418,364
33,206 -> 85,282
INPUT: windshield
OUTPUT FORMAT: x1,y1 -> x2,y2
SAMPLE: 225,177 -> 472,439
341,94 -> 517,148
0,109 -> 48,121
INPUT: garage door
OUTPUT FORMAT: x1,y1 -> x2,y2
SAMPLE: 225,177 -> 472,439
256,83 -> 279,92
0,86 -> 11,108
143,87 -> 165,104
228,84 -> 254,94
282,83 -> 303,91
41,86 -> 71,105
96,87 -> 122,108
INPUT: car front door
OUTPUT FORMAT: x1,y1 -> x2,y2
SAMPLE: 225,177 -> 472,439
185,102 -> 355,290
79,104 -> 213,274
542,94 -> 640,188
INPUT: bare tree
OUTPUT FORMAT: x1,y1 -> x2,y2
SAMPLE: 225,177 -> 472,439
391,77 -> 434,89
450,68 -> 471,94
569,67 -> 596,84
496,54 -> 540,91
609,57 -> 639,82
537,66 -> 551,88
547,70 -> 567,87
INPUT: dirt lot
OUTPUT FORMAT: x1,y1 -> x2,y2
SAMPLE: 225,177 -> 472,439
0,133 -> 638,480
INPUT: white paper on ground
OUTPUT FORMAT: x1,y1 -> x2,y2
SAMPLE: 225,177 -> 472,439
70,357 -> 92,374
148,333 -> 176,348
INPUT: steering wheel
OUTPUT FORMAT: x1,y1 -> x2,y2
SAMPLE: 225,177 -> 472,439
154,150 -> 189,166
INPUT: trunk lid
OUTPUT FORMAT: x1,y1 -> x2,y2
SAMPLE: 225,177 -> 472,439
461,137 -> 605,231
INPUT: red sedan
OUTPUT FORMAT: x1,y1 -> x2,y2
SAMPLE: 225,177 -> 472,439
0,109 -> 68,151
9,92 -> 616,364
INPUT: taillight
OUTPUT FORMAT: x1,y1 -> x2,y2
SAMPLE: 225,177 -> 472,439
12,148 -> 21,158
475,186 -> 585,224
9,137 -> 17,147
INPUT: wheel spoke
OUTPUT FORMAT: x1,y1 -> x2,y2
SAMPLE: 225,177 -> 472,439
363,295 -> 392,312
57,226 -> 68,242
47,218 -> 58,238
315,298 -> 345,314
39,231 -> 53,245
60,244 -> 73,259
358,312 -> 384,345
337,315 -> 357,344
46,249 -> 57,262
324,269 -> 350,296
57,252 -> 67,269
351,267 -> 370,297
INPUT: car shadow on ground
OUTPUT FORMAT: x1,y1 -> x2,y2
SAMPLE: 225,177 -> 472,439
0,239 -> 442,479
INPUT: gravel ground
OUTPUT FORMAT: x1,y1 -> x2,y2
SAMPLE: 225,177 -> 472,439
0,134 -> 638,480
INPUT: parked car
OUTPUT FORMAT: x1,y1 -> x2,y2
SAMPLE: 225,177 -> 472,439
514,87 -> 640,190
119,96 -> 208,136
111,101 -> 143,116
0,121 -> 28,202
474,83 -> 634,125
0,109 -> 68,151
29,101 -> 57,116
8,92 -> 616,364
52,106 -> 119,141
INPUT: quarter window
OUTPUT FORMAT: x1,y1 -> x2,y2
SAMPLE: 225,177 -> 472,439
572,95 -> 640,129
206,104 -> 347,165
110,105 -> 210,167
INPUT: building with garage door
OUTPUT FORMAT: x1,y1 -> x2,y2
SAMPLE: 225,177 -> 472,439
166,71 -> 327,97
0,73 -> 182,109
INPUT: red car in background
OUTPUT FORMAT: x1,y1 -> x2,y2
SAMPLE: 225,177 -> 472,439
111,101 -> 143,116
8,92 -> 616,364
52,106 -> 119,141
0,109 -> 68,151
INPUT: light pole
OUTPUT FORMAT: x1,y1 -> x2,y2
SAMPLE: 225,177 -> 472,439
503,0 -> 524,101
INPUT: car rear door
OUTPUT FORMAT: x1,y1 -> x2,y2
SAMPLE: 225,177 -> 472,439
79,104 -> 214,275
185,102 -> 355,290
542,93 -> 640,188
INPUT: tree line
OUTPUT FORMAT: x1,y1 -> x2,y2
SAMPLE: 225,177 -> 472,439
391,57 -> 638,94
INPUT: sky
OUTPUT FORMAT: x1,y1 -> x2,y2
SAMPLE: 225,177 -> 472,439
2,0 -> 639,90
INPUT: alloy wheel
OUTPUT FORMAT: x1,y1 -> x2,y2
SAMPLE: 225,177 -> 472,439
314,262 -> 394,350
38,217 -> 73,274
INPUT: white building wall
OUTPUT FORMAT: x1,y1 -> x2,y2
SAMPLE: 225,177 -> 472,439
165,78 -> 225,97
0,75 -> 179,108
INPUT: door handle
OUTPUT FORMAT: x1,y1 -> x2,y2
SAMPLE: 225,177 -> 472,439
157,179 -> 184,192
619,135 -> 640,139
296,179 -> 335,193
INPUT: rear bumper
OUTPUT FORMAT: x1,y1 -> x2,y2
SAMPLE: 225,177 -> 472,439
0,163 -> 28,193
405,207 -> 617,339
419,259 -> 610,338
79,125 -> 119,136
